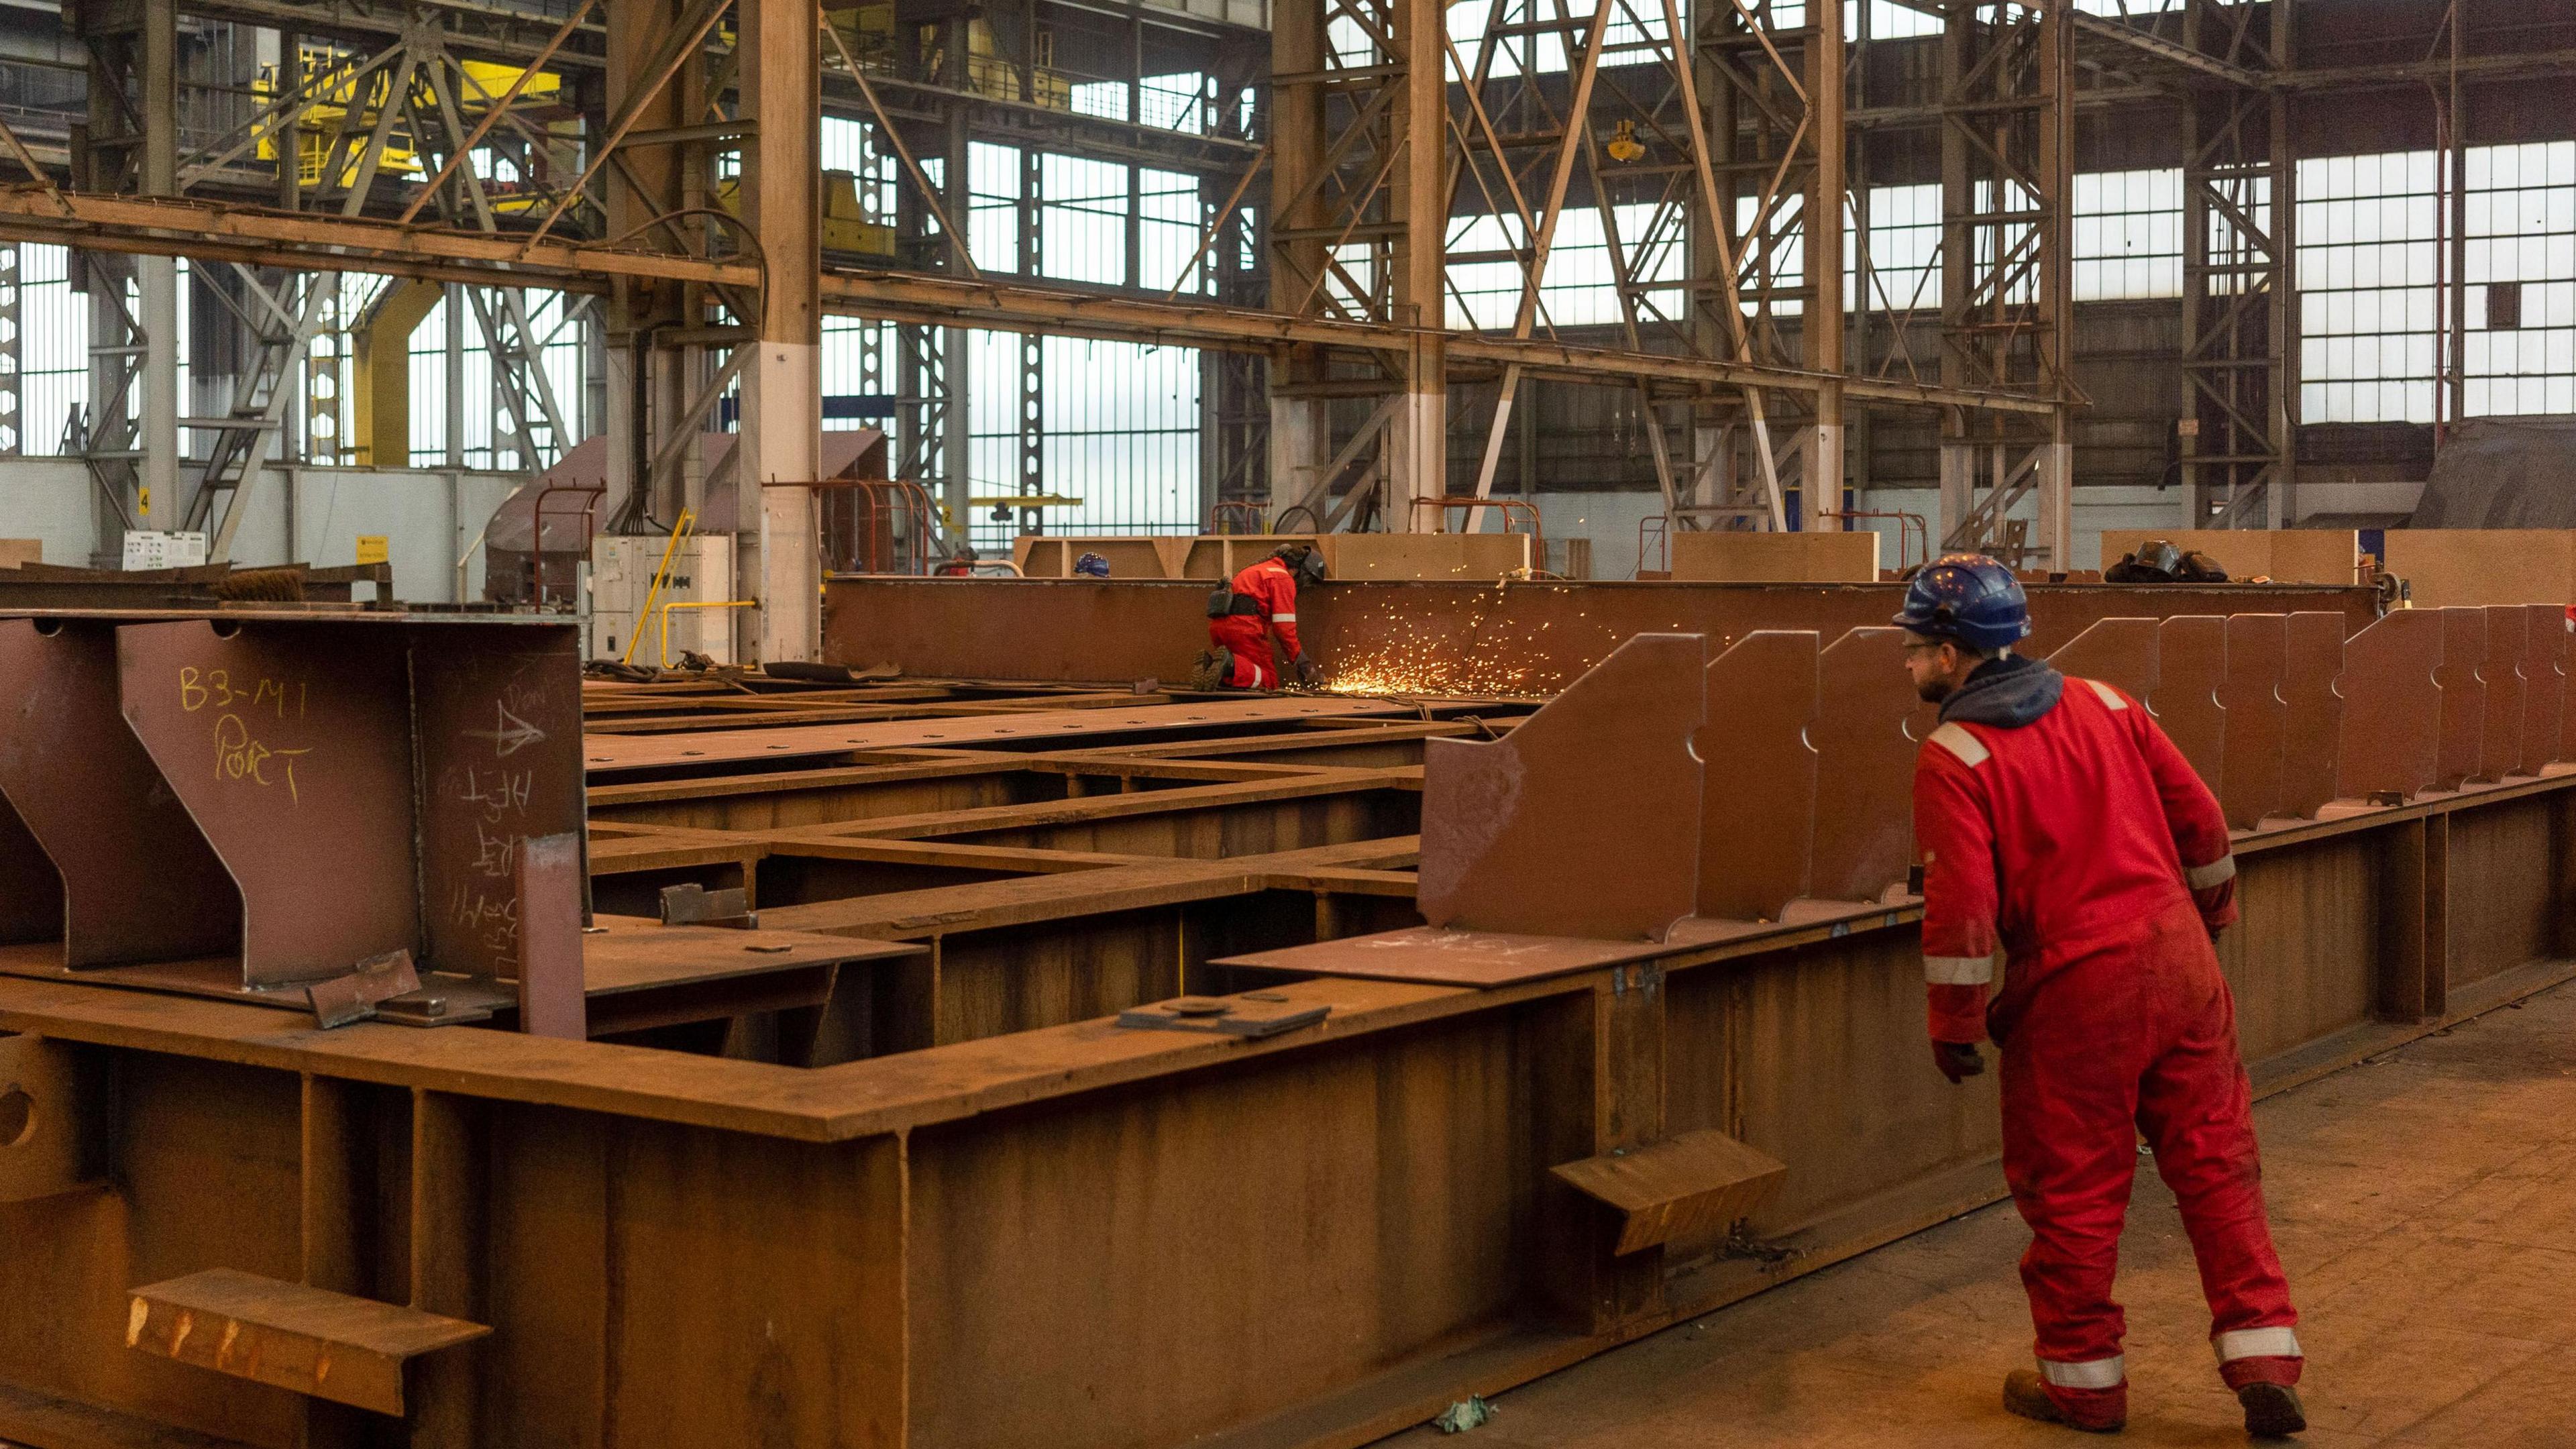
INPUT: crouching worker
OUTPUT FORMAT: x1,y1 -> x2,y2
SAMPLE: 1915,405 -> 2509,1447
1191,543 -> 1325,690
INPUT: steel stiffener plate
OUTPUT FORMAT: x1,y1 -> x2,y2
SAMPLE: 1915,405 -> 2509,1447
117,621 -> 417,985
1697,631 -> 1819,922
1417,633 -> 1705,941
0,620 -> 235,964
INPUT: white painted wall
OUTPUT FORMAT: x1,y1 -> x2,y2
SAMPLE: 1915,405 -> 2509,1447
0,459 -> 526,602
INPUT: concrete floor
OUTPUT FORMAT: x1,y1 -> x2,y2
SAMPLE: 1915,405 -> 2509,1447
1385,983 -> 2576,1449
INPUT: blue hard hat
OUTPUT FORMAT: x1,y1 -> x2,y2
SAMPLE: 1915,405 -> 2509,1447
1892,553 -> 2031,653
1073,551 -> 1112,578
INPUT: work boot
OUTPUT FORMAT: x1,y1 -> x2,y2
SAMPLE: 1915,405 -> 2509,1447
2004,1369 -> 2127,1434
2237,1382 -> 2306,1438
1187,649 -> 1232,692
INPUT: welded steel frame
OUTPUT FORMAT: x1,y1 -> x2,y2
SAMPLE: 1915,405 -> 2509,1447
9,595 -> 2576,1448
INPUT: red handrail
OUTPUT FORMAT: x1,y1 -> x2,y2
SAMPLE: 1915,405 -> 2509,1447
848,479 -> 935,574
1207,501 -> 1267,535
527,482 -> 599,604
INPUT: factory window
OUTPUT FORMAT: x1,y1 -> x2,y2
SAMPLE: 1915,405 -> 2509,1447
1446,1 -> 2178,77
962,331 -> 1201,550
1071,79 -> 1128,124
2074,168 -> 2183,301
969,142 -> 1022,273
1856,1 -> 1941,40
1141,168 -> 1215,295
2464,140 -> 2576,418
1140,73 -> 1209,133
299,272 -> 388,466
2297,149 -> 2440,424
1039,153 -> 1130,286
822,317 -> 899,435
1856,182 -> 1941,313
1444,202 -> 1686,331
1739,192 -> 1806,318
1069,72 -> 1212,131
402,286 -> 587,470
19,244 -> 86,458
1448,0 -> 1668,80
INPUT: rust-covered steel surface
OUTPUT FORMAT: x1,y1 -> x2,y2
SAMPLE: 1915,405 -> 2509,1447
2218,614 -> 2289,830
2047,615 -> 2159,703
2520,602 -> 2565,778
414,625 -> 589,979
2281,612 -> 2348,819
0,612 -> 584,986
822,576 -> 2381,690
1807,629 -> 1936,904
0,620 -> 237,965
1416,634 -> 1705,941
0,794 -> 58,945
2339,608 -> 2444,801
2434,606 -> 2488,792
1698,631 -> 1821,922
1216,926 -> 1674,987
2480,604 -> 2528,784
118,621 -> 422,984
2155,615 -> 2230,795
580,694 -> 1416,776
16,593 -> 2576,1449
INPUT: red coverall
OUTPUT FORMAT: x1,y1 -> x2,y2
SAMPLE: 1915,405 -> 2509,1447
1914,673 -> 2300,1426
1207,555 -> 1305,690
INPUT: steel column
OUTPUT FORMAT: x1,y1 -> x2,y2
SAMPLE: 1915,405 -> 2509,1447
739,0 -> 824,663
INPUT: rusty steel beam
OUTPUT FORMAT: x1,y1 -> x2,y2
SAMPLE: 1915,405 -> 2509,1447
820,576 -> 2384,692
4,594 -> 2576,1449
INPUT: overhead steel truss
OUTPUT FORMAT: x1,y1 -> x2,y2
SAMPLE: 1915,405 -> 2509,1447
30,0 -> 2563,567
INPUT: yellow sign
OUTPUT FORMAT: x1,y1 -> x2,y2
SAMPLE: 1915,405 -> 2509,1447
355,535 -> 389,566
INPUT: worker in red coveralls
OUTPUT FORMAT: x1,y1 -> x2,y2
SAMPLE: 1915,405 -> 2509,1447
1897,554 -> 2306,1439
1191,543 -> 1326,691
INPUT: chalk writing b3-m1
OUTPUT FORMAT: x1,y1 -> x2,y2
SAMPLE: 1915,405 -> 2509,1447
179,665 -> 307,718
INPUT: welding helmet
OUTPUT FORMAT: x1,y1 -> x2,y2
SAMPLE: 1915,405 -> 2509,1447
1892,553 -> 2030,654
1277,543 -> 1327,588
1073,551 -> 1112,578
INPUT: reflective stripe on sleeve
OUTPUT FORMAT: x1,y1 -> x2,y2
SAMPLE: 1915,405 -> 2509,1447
2084,678 -> 2128,710
2212,1328 -> 2302,1362
1272,612 -> 1296,622
1923,954 -> 1994,985
2186,854 -> 2238,890
1928,722 -> 1990,767
2041,1355 -> 2127,1390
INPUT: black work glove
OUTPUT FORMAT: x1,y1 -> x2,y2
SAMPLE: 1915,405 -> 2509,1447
1294,656 -> 1322,686
1931,1040 -> 1986,1085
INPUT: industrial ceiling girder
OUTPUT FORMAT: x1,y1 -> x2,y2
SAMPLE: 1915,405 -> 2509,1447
0,186 -> 2062,415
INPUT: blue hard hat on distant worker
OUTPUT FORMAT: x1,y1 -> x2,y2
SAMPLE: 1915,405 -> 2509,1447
1892,553 -> 2031,653
1073,551 -> 1112,578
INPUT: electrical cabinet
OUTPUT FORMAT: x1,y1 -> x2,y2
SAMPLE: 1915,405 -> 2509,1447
589,534 -> 736,666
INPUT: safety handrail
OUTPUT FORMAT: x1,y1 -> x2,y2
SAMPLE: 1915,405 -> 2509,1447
619,508 -> 697,667
655,596 -> 759,668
